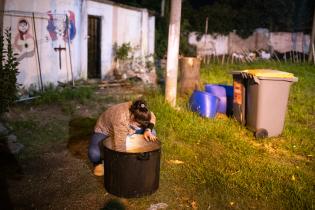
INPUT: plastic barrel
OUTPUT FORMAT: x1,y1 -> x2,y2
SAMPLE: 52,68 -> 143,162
204,84 -> 234,115
189,90 -> 219,118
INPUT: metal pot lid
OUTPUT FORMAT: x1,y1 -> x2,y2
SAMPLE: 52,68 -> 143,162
103,134 -> 161,153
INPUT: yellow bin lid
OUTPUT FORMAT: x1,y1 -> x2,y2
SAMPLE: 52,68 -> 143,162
240,69 -> 295,78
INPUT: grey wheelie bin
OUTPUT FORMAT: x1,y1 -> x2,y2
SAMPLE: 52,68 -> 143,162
232,69 -> 298,138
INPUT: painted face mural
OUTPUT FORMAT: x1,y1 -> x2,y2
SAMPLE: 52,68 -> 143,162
47,11 -> 76,43
13,19 -> 35,61
18,20 -> 28,33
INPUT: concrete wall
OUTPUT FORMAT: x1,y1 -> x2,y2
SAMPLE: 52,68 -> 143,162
148,16 -> 155,55
4,0 -> 81,89
270,32 -> 309,54
189,30 -> 310,56
189,33 -> 228,56
3,0 -> 155,89
81,0 -> 114,79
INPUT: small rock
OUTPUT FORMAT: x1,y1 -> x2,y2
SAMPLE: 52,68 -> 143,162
0,122 -> 9,136
7,135 -> 24,154
147,203 -> 168,210
7,134 -> 17,143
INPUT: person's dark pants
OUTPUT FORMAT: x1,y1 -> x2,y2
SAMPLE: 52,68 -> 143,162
88,133 -> 108,164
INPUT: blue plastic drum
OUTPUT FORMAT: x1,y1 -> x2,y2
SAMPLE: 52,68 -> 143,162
189,90 -> 219,118
204,84 -> 234,115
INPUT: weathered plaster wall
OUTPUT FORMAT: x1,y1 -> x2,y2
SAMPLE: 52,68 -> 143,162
83,0 -> 114,78
189,30 -> 310,56
3,0 -> 155,89
148,16 -> 155,55
270,32 -> 309,54
189,33 -> 228,56
4,0 -> 81,89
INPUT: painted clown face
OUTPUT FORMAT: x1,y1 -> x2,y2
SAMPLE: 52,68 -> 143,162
18,20 -> 29,33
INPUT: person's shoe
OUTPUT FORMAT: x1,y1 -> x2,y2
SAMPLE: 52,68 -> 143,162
93,163 -> 104,176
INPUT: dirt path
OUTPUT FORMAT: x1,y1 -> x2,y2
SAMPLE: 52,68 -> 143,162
7,143 -> 108,209
2,85 -> 147,210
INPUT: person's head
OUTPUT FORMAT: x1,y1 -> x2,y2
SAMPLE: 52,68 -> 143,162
129,99 -> 151,128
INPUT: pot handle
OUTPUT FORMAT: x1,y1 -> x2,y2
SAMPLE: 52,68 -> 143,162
137,152 -> 150,161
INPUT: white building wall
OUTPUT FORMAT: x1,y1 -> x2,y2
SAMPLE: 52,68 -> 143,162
140,9 -> 148,59
4,0 -> 81,89
114,7 -> 142,57
84,0 -> 114,78
3,0 -> 155,88
148,15 -> 155,55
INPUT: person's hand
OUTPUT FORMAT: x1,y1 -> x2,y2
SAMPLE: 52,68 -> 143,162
143,129 -> 157,142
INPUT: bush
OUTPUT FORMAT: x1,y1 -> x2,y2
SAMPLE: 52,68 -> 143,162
0,28 -> 20,117
34,84 -> 94,105
114,42 -> 132,60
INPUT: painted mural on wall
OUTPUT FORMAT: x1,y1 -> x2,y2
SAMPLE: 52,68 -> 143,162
46,10 -> 76,43
13,19 -> 35,61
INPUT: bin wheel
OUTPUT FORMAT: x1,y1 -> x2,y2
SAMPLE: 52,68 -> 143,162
255,129 -> 268,139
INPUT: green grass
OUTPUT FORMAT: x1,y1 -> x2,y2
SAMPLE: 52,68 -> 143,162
6,61 -> 315,209
34,85 -> 94,105
136,61 -> 315,209
199,61 -> 315,156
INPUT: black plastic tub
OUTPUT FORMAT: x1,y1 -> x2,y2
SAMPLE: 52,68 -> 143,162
103,135 -> 161,198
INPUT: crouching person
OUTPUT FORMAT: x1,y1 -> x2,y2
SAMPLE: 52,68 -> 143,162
88,99 -> 157,176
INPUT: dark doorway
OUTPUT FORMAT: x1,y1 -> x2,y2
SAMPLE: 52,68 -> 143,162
88,16 -> 101,79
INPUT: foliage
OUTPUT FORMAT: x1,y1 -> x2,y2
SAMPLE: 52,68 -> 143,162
0,28 -> 20,117
155,17 -> 169,58
114,42 -> 132,60
179,7 -> 196,57
141,61 -> 314,209
34,84 -> 94,105
145,55 -> 155,72
199,61 -> 315,156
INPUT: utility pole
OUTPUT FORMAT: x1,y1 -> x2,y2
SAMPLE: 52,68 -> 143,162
308,7 -> 315,63
165,0 -> 182,107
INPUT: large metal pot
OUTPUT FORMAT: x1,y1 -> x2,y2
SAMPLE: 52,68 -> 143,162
103,134 -> 161,198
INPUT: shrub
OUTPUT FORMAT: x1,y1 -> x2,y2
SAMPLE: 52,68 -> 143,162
34,84 -> 94,105
114,42 -> 132,60
0,28 -> 20,117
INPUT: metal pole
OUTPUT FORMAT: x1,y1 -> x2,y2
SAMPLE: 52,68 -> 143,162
205,17 -> 208,34
308,7 -> 315,63
165,0 -> 182,107
32,12 -> 44,92
66,15 -> 75,87
161,0 -> 165,17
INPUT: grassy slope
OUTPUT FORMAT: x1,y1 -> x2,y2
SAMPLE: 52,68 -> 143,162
134,62 -> 315,209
